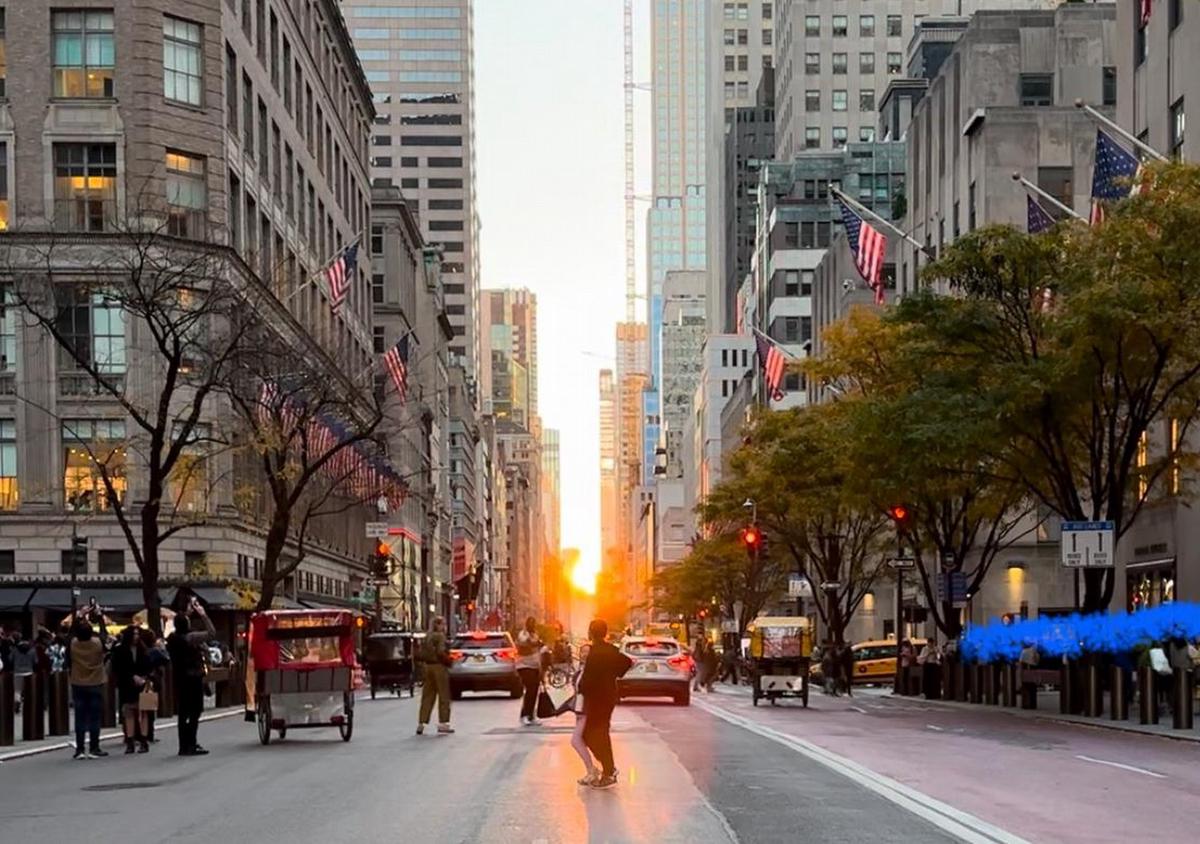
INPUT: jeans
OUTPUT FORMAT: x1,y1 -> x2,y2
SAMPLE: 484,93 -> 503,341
72,684 -> 103,752
175,677 -> 204,753
518,668 -> 540,720
582,705 -> 615,777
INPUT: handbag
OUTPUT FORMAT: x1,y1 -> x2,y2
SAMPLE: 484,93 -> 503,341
1149,647 -> 1171,675
138,682 -> 159,712
536,686 -> 558,720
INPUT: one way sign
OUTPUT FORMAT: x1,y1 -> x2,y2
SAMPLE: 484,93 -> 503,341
1061,521 -> 1115,568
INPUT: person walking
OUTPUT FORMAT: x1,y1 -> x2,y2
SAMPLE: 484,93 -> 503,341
569,650 -> 597,786
68,610 -> 109,759
111,626 -> 151,754
577,619 -> 632,789
702,638 -> 719,694
166,599 -> 217,756
719,636 -> 740,685
839,643 -> 856,698
417,616 -> 453,735
692,638 -> 708,692
516,616 -> 544,726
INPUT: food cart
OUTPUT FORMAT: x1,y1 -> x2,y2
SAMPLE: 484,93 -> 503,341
245,609 -> 357,744
747,616 -> 813,707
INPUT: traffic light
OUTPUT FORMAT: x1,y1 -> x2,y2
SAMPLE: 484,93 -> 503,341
887,505 -> 912,532
740,524 -> 762,558
371,540 -> 391,577
70,535 -> 88,573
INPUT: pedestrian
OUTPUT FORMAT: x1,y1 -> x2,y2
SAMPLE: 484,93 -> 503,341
577,618 -> 632,789
719,636 -> 740,685
702,638 -> 719,693
416,616 -> 453,735
48,633 -> 66,674
820,644 -> 838,696
140,628 -> 167,743
111,626 -> 151,754
516,616 -> 544,726
569,654 -> 597,786
166,598 -> 217,756
918,640 -> 943,700
68,609 -> 109,759
840,643 -> 856,697
1019,639 -> 1040,709
692,638 -> 708,692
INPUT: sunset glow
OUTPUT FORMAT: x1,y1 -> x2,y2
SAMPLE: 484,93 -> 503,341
568,548 -> 599,596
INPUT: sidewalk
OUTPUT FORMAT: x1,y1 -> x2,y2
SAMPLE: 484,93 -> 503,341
0,705 -> 244,762
854,685 -> 1200,744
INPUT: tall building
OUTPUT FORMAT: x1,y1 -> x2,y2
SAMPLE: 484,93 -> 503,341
613,322 -> 649,571
658,271 -> 707,480
342,0 -> 480,383
0,0 -> 380,628
1119,0 -> 1194,162
773,0 -> 1058,159
540,427 -> 562,621
481,288 -> 538,429
598,369 -> 619,564
706,0 -> 777,333
646,0 -> 707,484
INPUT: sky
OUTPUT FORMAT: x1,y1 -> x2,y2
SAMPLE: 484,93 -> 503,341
475,0 -> 651,568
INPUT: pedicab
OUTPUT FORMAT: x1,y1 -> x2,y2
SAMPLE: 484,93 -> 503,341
245,609 -> 357,744
747,616 -> 813,707
364,630 -> 422,698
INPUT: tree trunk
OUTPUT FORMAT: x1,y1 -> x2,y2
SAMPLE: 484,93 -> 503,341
140,501 -> 162,636
255,513 -> 290,612
941,600 -> 962,640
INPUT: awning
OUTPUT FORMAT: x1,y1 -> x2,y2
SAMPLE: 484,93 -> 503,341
175,586 -> 243,610
0,587 -> 35,612
28,587 -> 162,612
28,588 -> 78,611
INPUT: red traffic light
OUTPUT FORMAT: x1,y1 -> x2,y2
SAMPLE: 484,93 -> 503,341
742,526 -> 760,547
887,505 -> 910,523
375,540 -> 391,558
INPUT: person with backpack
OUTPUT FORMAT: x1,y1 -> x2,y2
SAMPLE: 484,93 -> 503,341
416,616 -> 453,735
166,598 -> 216,756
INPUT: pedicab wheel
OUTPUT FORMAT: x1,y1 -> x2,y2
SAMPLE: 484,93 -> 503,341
339,693 -> 354,742
257,700 -> 272,745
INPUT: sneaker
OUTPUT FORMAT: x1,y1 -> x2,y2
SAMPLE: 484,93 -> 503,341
590,774 -> 618,790
577,773 -> 599,786
73,749 -> 89,760
436,724 -> 455,735
89,748 -> 109,758
415,724 -> 425,735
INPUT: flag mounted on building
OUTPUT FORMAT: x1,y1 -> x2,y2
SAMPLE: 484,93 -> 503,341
383,335 -> 410,401
836,198 -> 887,305
324,243 -> 359,313
1140,0 -> 1154,28
1026,195 -> 1056,234
1089,128 -> 1142,226
753,329 -> 788,402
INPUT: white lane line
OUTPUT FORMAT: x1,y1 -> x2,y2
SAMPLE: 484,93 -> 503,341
694,698 -> 1029,844
850,705 -> 867,714
1074,754 -> 1167,779
926,724 -> 945,732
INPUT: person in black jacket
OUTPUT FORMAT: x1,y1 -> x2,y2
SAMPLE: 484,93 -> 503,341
576,619 -> 632,789
111,626 -> 151,753
167,599 -> 217,756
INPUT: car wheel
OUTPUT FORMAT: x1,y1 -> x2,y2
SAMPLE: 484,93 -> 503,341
451,687 -> 463,701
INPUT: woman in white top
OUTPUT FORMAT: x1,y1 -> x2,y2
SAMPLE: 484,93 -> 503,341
516,616 -> 543,725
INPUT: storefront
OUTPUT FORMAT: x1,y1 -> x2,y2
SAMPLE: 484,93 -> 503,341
1126,558 -> 1176,611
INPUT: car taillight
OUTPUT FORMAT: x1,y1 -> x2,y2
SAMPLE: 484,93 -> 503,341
449,649 -> 465,662
495,648 -> 517,661
667,655 -> 689,672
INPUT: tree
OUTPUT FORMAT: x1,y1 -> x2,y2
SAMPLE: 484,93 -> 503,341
809,308 -> 1037,639
4,229 -> 250,632
918,162 -> 1200,611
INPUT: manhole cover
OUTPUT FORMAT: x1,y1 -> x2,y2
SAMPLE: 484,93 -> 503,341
82,782 -> 162,792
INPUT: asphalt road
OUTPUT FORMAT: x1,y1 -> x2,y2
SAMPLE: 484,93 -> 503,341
6,682 -> 1195,843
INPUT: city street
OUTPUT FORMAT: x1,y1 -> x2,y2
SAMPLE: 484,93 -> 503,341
3,684 -> 1196,843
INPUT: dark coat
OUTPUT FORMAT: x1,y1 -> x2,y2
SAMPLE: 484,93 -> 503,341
577,641 -> 632,716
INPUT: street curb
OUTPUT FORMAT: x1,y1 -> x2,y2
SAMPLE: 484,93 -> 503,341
0,707 -> 245,763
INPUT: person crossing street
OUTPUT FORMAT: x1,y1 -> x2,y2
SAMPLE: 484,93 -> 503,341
577,619 -> 632,789
515,616 -> 544,726
417,617 -> 454,735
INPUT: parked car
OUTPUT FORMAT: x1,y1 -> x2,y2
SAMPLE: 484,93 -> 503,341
810,639 -> 927,685
448,631 -> 522,699
617,636 -> 691,706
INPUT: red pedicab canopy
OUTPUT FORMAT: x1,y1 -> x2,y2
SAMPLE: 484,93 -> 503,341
248,609 -> 358,670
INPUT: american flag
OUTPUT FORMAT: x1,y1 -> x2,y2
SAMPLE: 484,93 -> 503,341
754,330 -> 787,402
1026,195 -> 1056,234
383,335 -> 410,400
837,198 -> 887,305
324,243 -> 359,313
1090,129 -> 1141,226
257,380 -> 279,427
1141,0 -> 1153,28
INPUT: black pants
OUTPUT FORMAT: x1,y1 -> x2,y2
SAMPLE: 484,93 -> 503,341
582,705 -> 615,776
175,678 -> 204,753
518,668 -> 540,720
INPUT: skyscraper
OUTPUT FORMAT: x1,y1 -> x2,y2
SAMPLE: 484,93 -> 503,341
342,0 -> 480,382
599,369 -> 619,564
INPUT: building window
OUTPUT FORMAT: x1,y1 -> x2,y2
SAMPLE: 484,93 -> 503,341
859,126 -> 875,142
887,52 -> 902,75
887,15 -> 902,37
63,419 -> 127,512
832,16 -> 847,37
1136,19 -> 1147,66
860,15 -> 875,38
52,11 -> 115,98
0,550 -> 12,574
165,151 -> 206,238
860,52 -> 875,74
762,28 -> 772,46
784,271 -> 798,297
805,90 -> 820,112
98,549 -> 125,574
738,54 -> 749,72
372,273 -> 385,304
725,55 -> 735,72
163,16 -> 202,106
801,271 -> 814,296
0,10 -> 6,98
784,317 -> 798,341
968,181 -> 977,231
0,420 -> 15,510
724,28 -> 735,46
832,53 -> 847,74
805,127 -> 820,149
62,548 -> 86,574
53,143 -> 117,232
1170,97 -> 1186,158
1019,74 -> 1053,107
832,127 -> 847,149
1102,66 -> 1117,107
804,53 -> 819,74
225,45 -> 238,133
55,289 -> 126,375
860,89 -> 876,112
832,90 -> 847,112
804,16 -> 819,37
0,285 -> 13,372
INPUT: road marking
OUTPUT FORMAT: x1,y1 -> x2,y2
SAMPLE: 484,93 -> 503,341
926,724 -> 945,732
694,698 -> 1029,844
850,705 -> 867,713
1074,754 -> 1167,779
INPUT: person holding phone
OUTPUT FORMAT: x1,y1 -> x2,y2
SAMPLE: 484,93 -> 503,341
167,597 -> 216,756
68,602 -> 109,759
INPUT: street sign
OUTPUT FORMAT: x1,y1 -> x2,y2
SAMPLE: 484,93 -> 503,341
788,574 -> 813,598
1061,520 -> 1115,568
887,557 -> 916,570
365,522 -> 388,538
819,581 -> 841,591
936,572 -> 969,607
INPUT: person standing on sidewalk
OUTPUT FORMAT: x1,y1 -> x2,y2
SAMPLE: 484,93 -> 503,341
67,608 -> 109,760
577,619 -> 632,790
417,616 -> 454,735
111,626 -> 151,754
167,599 -> 217,756
516,616 -> 544,726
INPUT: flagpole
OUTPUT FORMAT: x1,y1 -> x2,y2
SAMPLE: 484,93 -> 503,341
1073,100 -> 1169,162
1009,173 -> 1085,222
830,187 -> 934,257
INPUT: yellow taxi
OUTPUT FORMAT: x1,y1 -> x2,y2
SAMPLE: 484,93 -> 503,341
811,639 -> 927,685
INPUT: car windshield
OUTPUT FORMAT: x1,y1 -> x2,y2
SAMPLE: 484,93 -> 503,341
452,634 -> 511,651
625,640 -> 680,657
